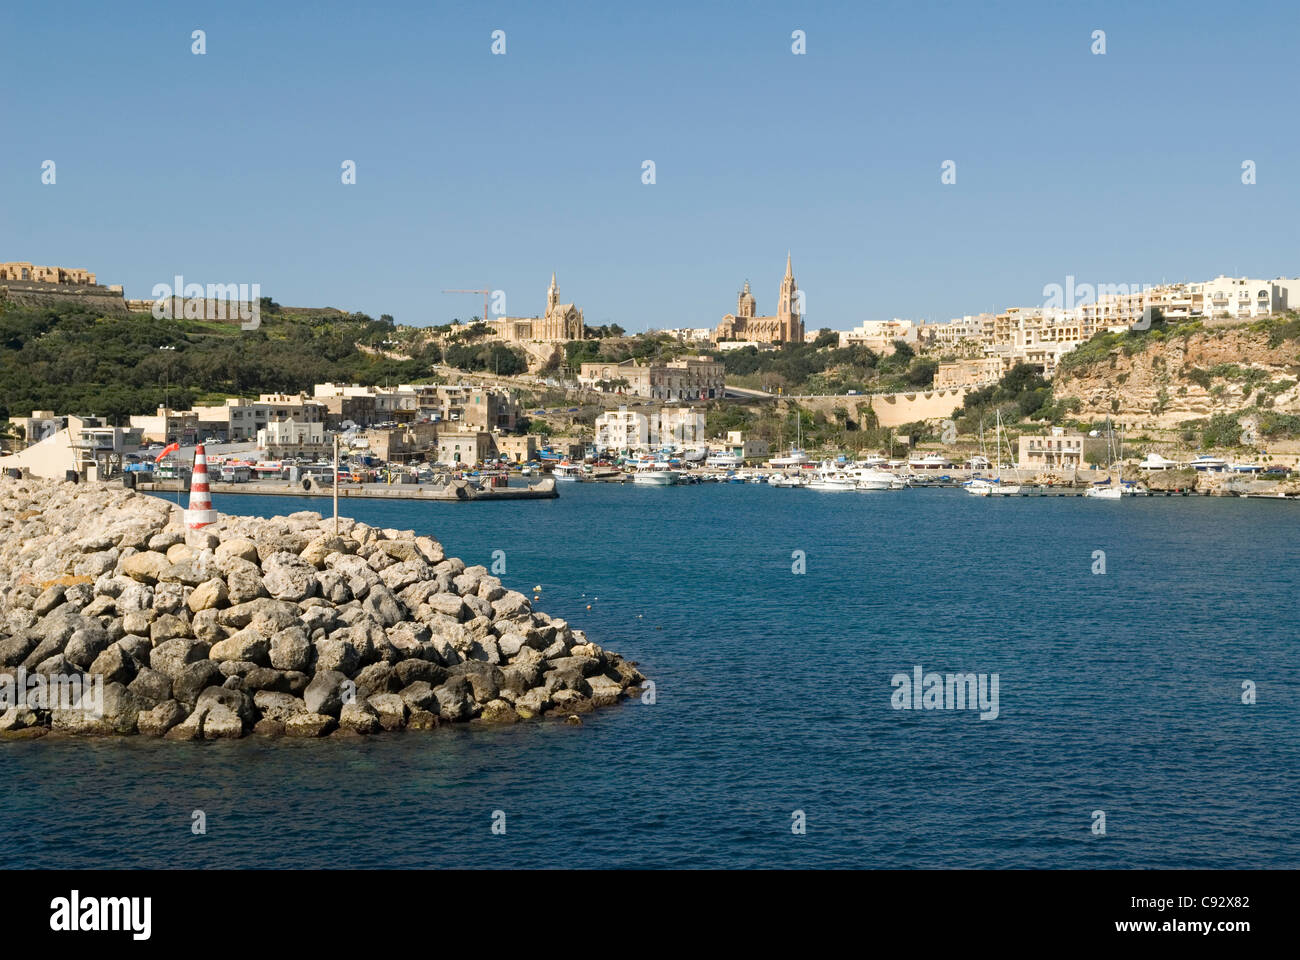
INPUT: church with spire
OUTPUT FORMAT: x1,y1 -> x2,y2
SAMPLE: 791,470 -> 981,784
487,273 -> 586,343
714,254 -> 805,344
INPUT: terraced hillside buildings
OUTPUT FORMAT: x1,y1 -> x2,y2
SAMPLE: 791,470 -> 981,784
921,274 -> 1300,386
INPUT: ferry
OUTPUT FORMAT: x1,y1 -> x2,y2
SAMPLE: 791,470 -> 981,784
552,462 -> 583,481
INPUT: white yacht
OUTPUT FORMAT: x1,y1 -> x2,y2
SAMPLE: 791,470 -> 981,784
706,452 -> 742,469
808,462 -> 856,491
1085,418 -> 1124,498
552,463 -> 583,481
1083,481 -> 1122,499
965,477 -> 1020,497
966,413 -> 1020,496
1138,453 -> 1182,471
848,464 -> 895,491
631,464 -> 678,485
808,475 -> 856,492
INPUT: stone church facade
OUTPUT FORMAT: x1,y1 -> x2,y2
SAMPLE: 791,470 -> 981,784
489,273 -> 585,343
714,254 -> 804,344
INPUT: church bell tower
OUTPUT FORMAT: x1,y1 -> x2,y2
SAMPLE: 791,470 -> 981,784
776,252 -> 802,342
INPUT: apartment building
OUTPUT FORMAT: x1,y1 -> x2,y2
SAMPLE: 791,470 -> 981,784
934,357 -> 1003,389
313,383 -> 419,421
918,314 -> 992,349
594,407 -> 650,452
593,405 -> 707,453
650,407 -> 707,448
837,319 -> 920,353
187,396 -> 324,442
424,384 -> 519,431
129,406 -> 200,444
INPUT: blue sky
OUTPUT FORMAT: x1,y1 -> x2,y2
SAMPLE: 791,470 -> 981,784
5,0 -> 1297,331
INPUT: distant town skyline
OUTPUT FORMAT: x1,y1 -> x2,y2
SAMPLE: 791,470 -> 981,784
6,0 -> 1298,331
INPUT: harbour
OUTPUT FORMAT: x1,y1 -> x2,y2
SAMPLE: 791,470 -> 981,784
6,477 -> 1281,870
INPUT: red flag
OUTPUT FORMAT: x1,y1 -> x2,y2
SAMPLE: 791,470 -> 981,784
155,442 -> 180,463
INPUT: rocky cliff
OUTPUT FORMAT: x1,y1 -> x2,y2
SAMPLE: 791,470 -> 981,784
0,478 -> 644,739
1052,323 -> 1300,429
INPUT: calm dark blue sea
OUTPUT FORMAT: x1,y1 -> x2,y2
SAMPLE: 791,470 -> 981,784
4,483 -> 1298,869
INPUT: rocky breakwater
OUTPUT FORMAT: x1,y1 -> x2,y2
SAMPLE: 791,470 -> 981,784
0,478 -> 645,740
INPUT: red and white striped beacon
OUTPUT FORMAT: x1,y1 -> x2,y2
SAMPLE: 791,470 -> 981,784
185,444 -> 217,536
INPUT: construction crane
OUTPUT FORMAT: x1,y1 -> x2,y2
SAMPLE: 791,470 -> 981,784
441,288 -> 491,327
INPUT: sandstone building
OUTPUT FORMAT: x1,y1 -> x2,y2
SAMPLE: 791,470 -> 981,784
715,254 -> 804,344
578,356 -> 724,400
0,261 -> 97,284
488,273 -> 585,343
0,260 -> 128,315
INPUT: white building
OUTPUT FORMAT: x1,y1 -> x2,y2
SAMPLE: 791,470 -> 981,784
594,405 -> 707,453
1198,276 -> 1286,320
650,407 -> 707,450
918,315 -> 991,347
838,318 -> 919,352
257,419 -> 324,448
313,383 -> 419,419
594,408 -> 649,453
661,327 -> 714,343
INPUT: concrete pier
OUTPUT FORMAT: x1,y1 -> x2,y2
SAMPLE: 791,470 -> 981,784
137,477 -> 558,501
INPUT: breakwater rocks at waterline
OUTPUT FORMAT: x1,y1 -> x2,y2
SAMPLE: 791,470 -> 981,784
0,478 -> 644,740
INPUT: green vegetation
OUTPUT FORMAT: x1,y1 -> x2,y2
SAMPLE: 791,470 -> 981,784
563,332 -> 691,372
1254,409 -> 1300,438
956,363 -> 1060,431
1200,412 -> 1245,449
441,341 -> 528,376
0,301 -> 441,424
722,338 -> 936,394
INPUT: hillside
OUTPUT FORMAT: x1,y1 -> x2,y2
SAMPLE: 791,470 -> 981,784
0,301 -> 441,424
1052,315 -> 1300,432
